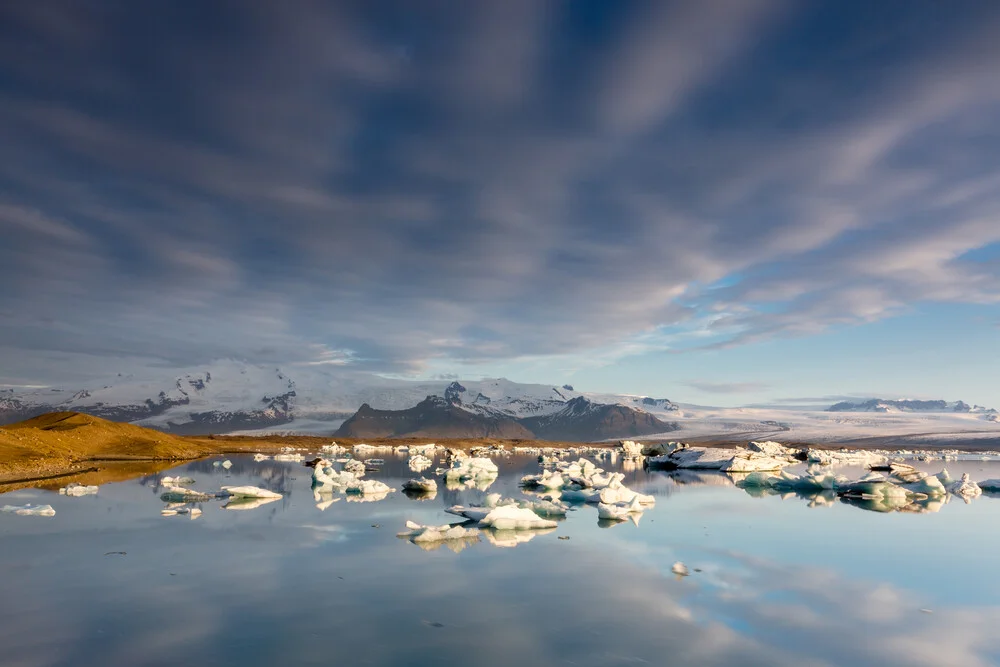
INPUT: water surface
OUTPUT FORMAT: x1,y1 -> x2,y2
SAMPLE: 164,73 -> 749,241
2,453 -> 999,667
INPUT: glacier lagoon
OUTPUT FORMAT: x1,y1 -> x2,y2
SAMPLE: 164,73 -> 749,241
2,452 -> 1000,667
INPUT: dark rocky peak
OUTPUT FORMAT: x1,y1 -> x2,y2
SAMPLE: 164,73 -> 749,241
444,381 -> 467,405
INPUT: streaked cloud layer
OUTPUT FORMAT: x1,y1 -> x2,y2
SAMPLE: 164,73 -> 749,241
2,1 -> 999,392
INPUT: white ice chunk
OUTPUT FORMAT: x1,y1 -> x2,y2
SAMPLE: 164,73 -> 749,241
1,504 -> 55,516
807,449 -> 887,467
408,454 -> 433,472
402,478 -> 438,493
253,453 -> 271,462
948,473 -> 982,501
444,457 -> 498,482
274,453 -> 305,462
345,479 -> 395,496
221,459 -> 233,469
59,483 -> 99,496
477,505 -> 558,531
397,520 -> 480,543
161,476 -> 195,485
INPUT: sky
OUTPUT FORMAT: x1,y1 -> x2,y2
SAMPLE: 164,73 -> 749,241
2,1 -> 1000,408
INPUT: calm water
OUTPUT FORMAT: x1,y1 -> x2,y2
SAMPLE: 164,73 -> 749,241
2,452 -> 1000,667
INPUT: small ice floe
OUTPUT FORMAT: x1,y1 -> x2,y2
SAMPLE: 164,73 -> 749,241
221,460 -> 233,469
807,449 -> 887,468
837,481 -> 914,512
345,479 -> 395,496
408,454 -> 433,472
59,483 -> 99,496
343,459 -> 366,476
321,443 -> 347,456
948,473 -> 982,502
253,453 -> 271,462
671,562 -> 690,577
978,479 -> 1000,492
887,462 -> 925,484
223,496 -> 281,510
396,520 -> 480,544
161,476 -> 196,485
275,453 -> 305,462
444,457 -> 499,483
402,478 -> 437,494
409,443 -> 438,456
477,505 -> 558,531
597,497 -> 645,521
935,469 -> 953,485
1,504 -> 55,517
221,486 -> 282,499
620,440 -> 644,458
445,505 -> 491,522
647,445 -> 794,472
159,485 -> 220,503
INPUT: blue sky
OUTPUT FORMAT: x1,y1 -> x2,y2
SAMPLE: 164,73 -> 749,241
1,1 -> 999,407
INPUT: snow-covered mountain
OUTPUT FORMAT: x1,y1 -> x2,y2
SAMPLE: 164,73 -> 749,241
2,360 -> 997,444
0,360 -> 680,436
828,398 -> 996,415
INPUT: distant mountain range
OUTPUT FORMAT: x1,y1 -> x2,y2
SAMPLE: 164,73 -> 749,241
335,388 -> 678,441
827,399 -> 997,415
0,362 -> 681,440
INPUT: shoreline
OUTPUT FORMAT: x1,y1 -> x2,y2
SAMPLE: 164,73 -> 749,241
3,431 -> 1000,492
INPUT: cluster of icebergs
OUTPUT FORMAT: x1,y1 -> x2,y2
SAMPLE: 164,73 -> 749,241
397,455 -> 660,551
157,473 -> 284,515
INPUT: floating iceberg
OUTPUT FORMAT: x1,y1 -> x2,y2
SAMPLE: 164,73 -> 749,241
597,497 -> 645,521
948,473 -> 982,502
979,479 -> 1000,492
221,486 -> 282,499
671,562 -> 690,577
396,520 -> 480,543
159,485 -> 219,502
807,449 -> 887,467
221,459 -> 233,469
903,475 -> 947,498
477,505 -> 558,531
161,476 -> 195,485
253,453 -> 271,462
59,483 -> 98,496
321,443 -> 347,456
345,479 -> 395,496
402,478 -> 437,493
274,453 -> 305,462
444,457 -> 498,482
647,447 -> 741,470
1,504 -> 55,516
620,440 -> 644,457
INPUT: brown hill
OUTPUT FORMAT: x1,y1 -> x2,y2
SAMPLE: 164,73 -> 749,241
0,411 -> 208,479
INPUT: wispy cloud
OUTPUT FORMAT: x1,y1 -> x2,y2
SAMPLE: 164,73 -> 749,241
685,380 -> 770,395
1,1 -> 1000,384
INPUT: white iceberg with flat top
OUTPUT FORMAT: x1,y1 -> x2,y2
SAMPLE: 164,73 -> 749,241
477,505 -> 558,531
807,449 -> 887,467
160,485 -> 219,502
221,485 -> 282,499
397,520 -> 480,543
346,479 -> 394,496
2,504 -> 55,516
60,483 -> 99,496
